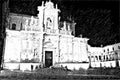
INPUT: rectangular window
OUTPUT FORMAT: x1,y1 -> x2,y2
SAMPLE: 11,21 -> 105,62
103,50 -> 105,52
118,46 -> 120,49
12,23 -> 16,30
112,47 -> 114,51
20,23 -> 22,30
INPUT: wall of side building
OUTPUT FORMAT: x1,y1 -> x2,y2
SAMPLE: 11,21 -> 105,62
88,43 -> 120,68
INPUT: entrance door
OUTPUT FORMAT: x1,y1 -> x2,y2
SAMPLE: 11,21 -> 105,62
45,51 -> 53,67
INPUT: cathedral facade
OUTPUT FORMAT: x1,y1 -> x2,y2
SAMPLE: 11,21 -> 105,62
3,1 -> 89,70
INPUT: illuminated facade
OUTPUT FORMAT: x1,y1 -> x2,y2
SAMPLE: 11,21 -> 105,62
3,1 -> 89,70
88,43 -> 120,68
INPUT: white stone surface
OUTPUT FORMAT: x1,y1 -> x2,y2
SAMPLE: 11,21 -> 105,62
55,63 -> 89,70
4,1 -> 89,70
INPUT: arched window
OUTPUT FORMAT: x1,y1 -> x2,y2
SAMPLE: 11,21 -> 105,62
12,23 -> 16,30
99,56 -> 101,61
20,23 -> 22,30
107,49 -> 109,52
106,55 -> 109,61
95,56 -> 98,61
103,55 -> 106,61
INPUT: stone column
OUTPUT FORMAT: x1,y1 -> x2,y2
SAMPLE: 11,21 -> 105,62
88,55 -> 92,68
72,37 -> 74,62
115,52 -> 119,67
58,35 -> 61,63
63,21 -> 66,31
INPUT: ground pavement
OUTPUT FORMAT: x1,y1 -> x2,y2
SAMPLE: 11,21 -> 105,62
0,68 -> 120,80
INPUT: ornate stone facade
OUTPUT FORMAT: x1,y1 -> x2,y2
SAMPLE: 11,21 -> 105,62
3,1 -> 89,70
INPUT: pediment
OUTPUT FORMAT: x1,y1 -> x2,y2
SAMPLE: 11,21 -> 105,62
44,41 -> 54,48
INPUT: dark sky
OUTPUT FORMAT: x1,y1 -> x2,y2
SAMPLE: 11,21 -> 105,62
58,0 -> 119,47
9,0 -> 120,47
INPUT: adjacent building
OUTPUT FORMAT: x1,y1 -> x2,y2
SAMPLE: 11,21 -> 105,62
88,43 -> 120,68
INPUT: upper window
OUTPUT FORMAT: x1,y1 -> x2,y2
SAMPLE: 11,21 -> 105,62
12,23 -> 16,30
95,56 -> 98,61
103,49 -> 105,52
99,56 -> 101,61
103,55 -> 105,61
112,47 -> 114,51
118,46 -> 120,49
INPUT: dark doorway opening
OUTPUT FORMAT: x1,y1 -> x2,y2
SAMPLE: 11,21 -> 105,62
45,51 -> 53,67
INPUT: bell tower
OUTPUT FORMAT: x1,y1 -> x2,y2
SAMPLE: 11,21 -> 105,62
37,1 -> 60,32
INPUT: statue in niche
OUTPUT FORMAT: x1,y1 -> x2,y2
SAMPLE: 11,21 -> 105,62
34,48 -> 38,57
46,17 -> 53,29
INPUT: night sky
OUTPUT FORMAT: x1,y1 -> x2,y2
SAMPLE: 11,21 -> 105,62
8,0 -> 120,47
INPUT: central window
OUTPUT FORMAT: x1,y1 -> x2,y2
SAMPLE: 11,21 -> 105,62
11,23 -> 16,30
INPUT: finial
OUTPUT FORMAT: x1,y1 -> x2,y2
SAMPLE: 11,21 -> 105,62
101,44 -> 103,47
42,1 -> 44,6
80,34 -> 82,38
56,4 -> 58,9
59,16 -> 61,21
